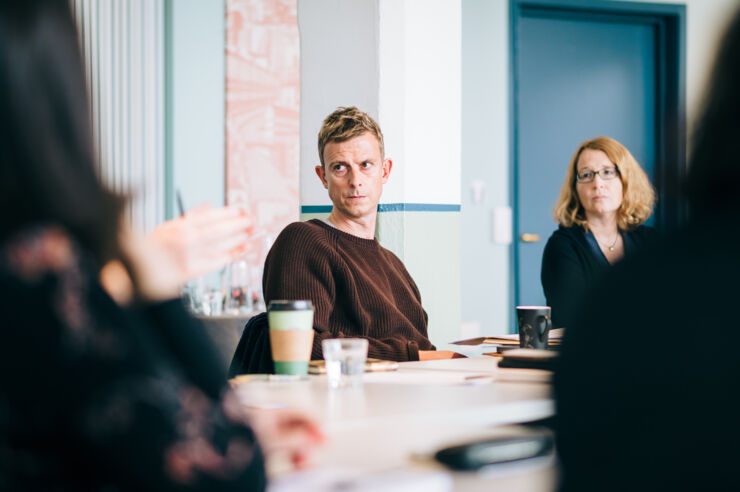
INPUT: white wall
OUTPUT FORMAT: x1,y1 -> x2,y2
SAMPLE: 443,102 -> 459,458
297,0 -> 380,206
377,0 -> 462,345
298,0 -> 461,208
379,0 -> 461,206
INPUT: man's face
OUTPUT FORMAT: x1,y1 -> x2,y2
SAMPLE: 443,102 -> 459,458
315,132 -> 392,222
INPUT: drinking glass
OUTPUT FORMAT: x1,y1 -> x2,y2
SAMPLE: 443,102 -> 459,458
322,339 -> 369,389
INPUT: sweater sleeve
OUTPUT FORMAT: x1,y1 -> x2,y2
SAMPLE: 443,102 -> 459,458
541,231 -> 587,329
262,223 -> 428,361
383,252 -> 434,360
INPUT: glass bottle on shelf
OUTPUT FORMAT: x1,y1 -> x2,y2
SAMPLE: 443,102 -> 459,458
225,258 -> 253,315
183,276 -> 206,314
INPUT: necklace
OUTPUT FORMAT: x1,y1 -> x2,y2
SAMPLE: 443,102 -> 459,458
595,231 -> 620,252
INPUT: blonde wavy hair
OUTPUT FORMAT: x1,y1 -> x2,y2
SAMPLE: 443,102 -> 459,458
553,136 -> 655,231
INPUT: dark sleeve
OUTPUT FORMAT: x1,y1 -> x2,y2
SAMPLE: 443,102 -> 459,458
143,299 -> 229,399
0,257 -> 265,491
263,223 -> 425,361
541,231 -> 586,329
631,225 -> 658,247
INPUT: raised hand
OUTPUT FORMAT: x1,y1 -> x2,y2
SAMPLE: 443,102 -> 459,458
149,204 -> 253,284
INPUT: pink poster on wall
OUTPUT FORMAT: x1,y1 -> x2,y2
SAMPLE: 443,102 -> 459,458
225,0 -> 299,298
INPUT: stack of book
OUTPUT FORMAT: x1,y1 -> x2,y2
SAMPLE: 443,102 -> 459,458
451,328 -> 564,355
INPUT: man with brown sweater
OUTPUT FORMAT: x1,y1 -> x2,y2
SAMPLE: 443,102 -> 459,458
262,107 -> 457,362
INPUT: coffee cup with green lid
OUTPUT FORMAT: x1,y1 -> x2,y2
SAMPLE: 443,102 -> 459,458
268,300 -> 315,375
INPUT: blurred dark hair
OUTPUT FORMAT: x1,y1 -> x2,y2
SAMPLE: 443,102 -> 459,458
686,9 -> 740,215
0,0 -> 124,265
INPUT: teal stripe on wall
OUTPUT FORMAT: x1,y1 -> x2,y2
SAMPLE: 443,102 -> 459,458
301,203 -> 461,214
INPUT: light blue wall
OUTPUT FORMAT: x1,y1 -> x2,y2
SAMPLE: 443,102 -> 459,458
165,0 -> 225,218
461,0 -> 512,335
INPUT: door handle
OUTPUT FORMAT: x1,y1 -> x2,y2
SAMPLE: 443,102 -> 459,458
519,233 -> 541,243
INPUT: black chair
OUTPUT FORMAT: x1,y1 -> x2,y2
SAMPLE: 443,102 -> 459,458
195,314 -> 252,373
228,312 -> 274,377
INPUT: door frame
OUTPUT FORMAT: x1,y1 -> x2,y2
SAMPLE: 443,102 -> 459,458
509,0 -> 686,321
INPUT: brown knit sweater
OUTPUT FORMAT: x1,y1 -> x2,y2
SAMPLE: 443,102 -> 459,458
262,219 -> 435,361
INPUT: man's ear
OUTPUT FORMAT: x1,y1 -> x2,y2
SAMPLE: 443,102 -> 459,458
381,159 -> 393,184
315,165 -> 329,189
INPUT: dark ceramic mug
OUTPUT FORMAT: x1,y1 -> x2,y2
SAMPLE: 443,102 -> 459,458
516,306 -> 552,349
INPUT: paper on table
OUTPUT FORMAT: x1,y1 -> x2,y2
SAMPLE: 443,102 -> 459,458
229,374 -> 309,386
435,342 -> 493,358
451,328 -> 564,347
451,335 -> 515,346
363,371 -> 494,386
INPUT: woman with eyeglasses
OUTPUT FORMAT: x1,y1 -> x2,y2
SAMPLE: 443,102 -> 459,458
540,137 -> 656,328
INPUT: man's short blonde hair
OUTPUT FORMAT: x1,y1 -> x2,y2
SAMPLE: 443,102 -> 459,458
317,107 -> 384,167
553,136 -> 655,231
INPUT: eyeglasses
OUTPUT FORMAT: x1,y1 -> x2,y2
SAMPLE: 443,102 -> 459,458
575,166 -> 620,183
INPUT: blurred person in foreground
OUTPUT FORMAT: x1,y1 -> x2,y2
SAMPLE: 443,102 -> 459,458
541,136 -> 655,329
554,8 -> 740,491
0,2 -> 321,490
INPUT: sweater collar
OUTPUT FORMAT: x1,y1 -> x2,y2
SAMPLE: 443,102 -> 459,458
309,219 -> 380,248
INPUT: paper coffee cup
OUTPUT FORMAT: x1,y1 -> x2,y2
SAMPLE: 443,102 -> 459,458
268,300 -> 315,375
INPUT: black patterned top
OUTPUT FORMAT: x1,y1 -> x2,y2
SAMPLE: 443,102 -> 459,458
0,226 -> 266,491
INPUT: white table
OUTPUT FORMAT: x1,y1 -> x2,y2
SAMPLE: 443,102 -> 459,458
233,357 -> 556,491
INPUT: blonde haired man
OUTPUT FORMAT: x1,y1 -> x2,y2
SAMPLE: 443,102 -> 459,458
262,107 -> 455,361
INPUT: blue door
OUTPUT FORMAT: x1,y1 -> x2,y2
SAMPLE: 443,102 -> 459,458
515,10 -> 658,308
